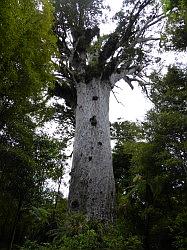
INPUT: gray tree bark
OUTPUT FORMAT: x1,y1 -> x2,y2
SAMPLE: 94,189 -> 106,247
68,78 -> 115,221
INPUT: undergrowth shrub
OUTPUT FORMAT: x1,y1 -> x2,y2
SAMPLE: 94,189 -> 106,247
20,212 -> 143,249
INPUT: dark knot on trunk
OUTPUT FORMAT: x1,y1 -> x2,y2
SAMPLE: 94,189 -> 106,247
92,96 -> 98,100
90,116 -> 97,126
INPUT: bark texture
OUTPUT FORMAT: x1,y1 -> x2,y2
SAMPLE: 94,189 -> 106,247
68,78 -> 115,221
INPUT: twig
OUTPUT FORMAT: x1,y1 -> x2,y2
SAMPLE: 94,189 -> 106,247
111,89 -> 125,107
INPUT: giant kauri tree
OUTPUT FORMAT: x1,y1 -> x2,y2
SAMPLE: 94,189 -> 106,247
52,0 -> 165,221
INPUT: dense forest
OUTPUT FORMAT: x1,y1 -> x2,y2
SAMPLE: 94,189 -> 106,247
0,0 -> 186,249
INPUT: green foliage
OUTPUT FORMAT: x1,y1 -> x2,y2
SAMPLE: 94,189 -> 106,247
52,213 -> 123,249
0,0 -> 57,100
112,66 -> 187,249
162,0 -> 187,50
54,0 -> 107,29
111,121 -> 143,144
20,211 -> 144,250
0,1 -> 66,249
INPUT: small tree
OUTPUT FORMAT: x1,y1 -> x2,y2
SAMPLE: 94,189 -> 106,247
162,0 -> 187,50
112,67 -> 187,249
0,0 -> 58,248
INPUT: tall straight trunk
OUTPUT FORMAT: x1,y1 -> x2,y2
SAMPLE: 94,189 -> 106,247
9,198 -> 22,250
68,78 -> 115,221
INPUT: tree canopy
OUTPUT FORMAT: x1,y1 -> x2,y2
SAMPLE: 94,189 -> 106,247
52,0 -> 165,106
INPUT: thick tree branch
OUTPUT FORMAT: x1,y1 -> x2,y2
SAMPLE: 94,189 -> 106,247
100,1 -> 165,87
119,0 -> 153,44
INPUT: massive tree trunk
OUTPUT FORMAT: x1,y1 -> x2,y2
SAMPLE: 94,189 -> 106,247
68,78 -> 115,221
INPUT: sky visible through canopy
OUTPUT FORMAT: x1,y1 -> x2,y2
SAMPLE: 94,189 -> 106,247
50,0 -> 187,197
105,0 -> 152,122
106,0 -> 186,122
101,0 -> 166,122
